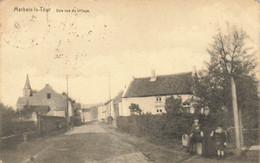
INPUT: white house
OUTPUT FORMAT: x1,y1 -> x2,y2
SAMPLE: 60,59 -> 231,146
96,91 -> 123,122
121,71 -> 197,116
104,99 -> 115,121
97,104 -> 107,121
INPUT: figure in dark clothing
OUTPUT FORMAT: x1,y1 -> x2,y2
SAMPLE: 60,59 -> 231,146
211,126 -> 227,159
200,108 -> 216,158
189,118 -> 203,154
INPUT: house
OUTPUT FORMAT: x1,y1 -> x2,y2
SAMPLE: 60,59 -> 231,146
121,70 -> 197,116
81,108 -> 92,122
113,91 -> 123,118
104,99 -> 115,120
97,104 -> 106,122
96,91 -> 123,122
81,103 -> 102,122
16,75 -> 73,118
95,99 -> 114,122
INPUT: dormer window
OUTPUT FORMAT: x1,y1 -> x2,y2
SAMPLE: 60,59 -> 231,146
47,93 -> 51,99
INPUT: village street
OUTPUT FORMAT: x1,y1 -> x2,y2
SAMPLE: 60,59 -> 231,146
0,122 -> 258,163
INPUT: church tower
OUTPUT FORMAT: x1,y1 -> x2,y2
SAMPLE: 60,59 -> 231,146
23,74 -> 32,97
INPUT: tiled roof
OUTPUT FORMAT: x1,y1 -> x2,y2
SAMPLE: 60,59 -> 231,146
123,72 -> 193,98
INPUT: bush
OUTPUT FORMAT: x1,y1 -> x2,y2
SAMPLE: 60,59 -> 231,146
129,103 -> 142,115
116,113 -> 194,141
0,103 -> 17,137
165,96 -> 182,114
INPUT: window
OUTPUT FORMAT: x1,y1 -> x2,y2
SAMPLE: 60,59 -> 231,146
47,93 -> 51,99
156,97 -> 162,102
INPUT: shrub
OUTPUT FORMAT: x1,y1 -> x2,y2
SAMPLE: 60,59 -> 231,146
116,113 -> 194,141
165,96 -> 182,114
129,103 -> 142,115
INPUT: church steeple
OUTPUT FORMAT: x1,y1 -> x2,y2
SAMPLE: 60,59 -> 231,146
23,74 -> 32,97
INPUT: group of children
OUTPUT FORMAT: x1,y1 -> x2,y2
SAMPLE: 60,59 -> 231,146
183,117 -> 228,160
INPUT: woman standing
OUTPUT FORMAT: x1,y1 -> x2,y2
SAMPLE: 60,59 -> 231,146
200,108 -> 216,158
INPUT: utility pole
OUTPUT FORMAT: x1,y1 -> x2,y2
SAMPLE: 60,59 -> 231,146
66,75 -> 69,129
109,72 -> 111,117
231,76 -> 241,156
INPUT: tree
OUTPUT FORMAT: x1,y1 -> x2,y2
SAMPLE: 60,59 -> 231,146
0,103 -> 16,136
129,103 -> 142,115
164,96 -> 182,115
194,24 -> 259,128
62,92 -> 76,103
18,104 -> 34,118
0,103 -> 15,118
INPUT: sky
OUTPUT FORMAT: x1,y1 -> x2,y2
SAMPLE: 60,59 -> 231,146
0,0 -> 259,109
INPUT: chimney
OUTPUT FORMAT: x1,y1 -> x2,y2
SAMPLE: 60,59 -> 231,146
192,66 -> 197,77
150,70 -> 156,82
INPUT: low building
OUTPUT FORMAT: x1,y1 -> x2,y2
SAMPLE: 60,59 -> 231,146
96,91 -> 123,122
81,103 -> 103,122
97,104 -> 106,122
113,91 -> 123,119
121,71 -> 197,116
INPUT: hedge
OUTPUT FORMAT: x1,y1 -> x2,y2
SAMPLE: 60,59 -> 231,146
116,113 -> 194,141
117,113 -> 259,147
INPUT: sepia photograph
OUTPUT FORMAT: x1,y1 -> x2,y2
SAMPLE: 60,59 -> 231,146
0,0 -> 259,162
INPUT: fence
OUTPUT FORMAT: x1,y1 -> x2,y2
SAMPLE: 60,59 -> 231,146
227,127 -> 259,148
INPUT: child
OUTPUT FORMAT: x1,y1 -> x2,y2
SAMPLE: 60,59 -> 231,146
211,125 -> 227,159
182,134 -> 190,153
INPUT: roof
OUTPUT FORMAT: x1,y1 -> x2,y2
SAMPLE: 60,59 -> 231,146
104,99 -> 112,105
113,91 -> 123,103
123,72 -> 194,98
101,91 -> 124,106
82,103 -> 103,109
